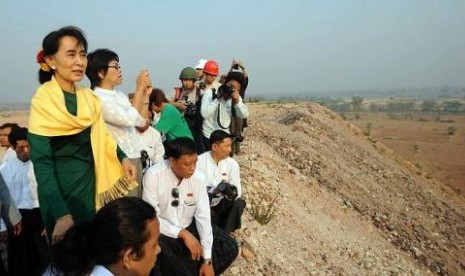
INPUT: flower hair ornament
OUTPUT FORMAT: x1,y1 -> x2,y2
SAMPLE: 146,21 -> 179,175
36,49 -> 51,72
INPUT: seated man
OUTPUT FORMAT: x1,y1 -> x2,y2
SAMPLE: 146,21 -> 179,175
197,130 -> 246,234
142,137 -> 238,276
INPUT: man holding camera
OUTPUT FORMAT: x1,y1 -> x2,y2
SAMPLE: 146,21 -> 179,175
197,130 -> 246,235
200,70 -> 249,152
170,67 -> 205,153
142,138 -> 238,275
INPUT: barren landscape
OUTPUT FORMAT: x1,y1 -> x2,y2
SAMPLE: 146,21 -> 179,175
1,103 -> 465,275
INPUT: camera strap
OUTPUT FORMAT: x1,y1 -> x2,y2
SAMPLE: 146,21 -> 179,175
216,102 -> 233,130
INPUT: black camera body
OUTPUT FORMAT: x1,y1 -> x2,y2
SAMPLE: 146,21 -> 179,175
216,181 -> 238,200
183,101 -> 198,117
217,84 -> 234,100
140,150 -> 149,169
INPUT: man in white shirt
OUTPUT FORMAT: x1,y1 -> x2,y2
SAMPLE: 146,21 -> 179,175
142,137 -> 237,276
0,123 -> 20,164
201,71 -> 249,152
0,127 -> 48,275
87,49 -> 152,197
197,130 -> 246,234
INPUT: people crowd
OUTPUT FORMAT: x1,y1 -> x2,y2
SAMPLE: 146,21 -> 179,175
0,25 -> 250,275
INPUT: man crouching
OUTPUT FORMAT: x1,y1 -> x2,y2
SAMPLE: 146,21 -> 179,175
197,130 -> 246,235
143,137 -> 238,275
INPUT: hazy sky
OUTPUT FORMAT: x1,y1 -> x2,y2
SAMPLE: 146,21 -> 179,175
1,0 -> 464,103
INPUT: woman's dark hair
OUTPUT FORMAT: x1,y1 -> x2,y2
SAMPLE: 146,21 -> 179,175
49,197 -> 157,275
39,26 -> 88,84
149,88 -> 169,106
8,127 -> 28,148
86,48 -> 119,89
164,137 -> 197,159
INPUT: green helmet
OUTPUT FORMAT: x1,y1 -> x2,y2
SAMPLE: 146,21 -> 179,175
179,67 -> 197,80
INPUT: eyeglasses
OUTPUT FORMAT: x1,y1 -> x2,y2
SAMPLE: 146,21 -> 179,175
171,188 -> 179,207
107,63 -> 122,70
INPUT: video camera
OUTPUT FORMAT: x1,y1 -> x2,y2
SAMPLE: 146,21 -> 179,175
217,84 -> 235,100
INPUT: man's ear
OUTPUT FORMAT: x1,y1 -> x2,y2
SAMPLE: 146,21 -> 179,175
121,248 -> 132,269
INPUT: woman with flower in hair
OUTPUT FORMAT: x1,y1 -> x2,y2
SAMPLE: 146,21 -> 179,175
29,26 -> 137,244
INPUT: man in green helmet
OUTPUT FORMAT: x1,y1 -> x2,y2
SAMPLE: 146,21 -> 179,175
170,67 -> 204,153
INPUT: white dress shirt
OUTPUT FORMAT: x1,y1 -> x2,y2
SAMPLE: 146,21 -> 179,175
200,89 -> 249,139
1,147 -> 16,164
142,160 -> 213,259
0,157 -> 39,209
90,265 -> 114,276
93,87 -> 146,158
136,127 -> 165,165
196,151 -> 242,199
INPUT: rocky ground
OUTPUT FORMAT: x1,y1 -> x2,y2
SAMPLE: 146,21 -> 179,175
224,102 -> 465,275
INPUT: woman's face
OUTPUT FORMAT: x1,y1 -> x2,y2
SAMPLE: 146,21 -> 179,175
46,36 -> 87,90
100,60 -> 122,88
130,218 -> 161,276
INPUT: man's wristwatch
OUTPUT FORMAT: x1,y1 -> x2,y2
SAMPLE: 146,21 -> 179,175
204,258 -> 212,265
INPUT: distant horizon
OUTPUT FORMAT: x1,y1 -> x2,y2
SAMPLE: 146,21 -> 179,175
1,85 -> 464,106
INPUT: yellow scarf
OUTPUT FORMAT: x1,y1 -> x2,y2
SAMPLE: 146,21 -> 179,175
29,76 -> 138,210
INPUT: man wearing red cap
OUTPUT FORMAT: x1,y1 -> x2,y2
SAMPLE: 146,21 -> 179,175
199,60 -> 221,95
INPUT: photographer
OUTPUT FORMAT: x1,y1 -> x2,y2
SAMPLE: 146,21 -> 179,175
197,130 -> 246,234
200,71 -> 249,151
170,67 -> 204,153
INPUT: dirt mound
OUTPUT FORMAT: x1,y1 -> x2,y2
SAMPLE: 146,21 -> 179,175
225,102 -> 465,275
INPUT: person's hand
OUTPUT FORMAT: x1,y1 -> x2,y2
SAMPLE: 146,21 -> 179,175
144,86 -> 153,96
136,69 -> 151,93
12,220 -> 22,236
174,101 -> 187,111
199,262 -> 214,276
52,214 -> 74,244
179,229 -> 202,261
122,158 -> 137,182
231,90 -> 240,104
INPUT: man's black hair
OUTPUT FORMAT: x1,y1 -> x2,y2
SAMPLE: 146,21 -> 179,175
8,127 -> 28,148
209,130 -> 232,146
164,137 -> 197,159
0,123 -> 19,130
225,72 -> 245,87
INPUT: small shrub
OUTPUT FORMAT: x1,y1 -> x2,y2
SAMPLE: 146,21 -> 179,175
448,126 -> 456,135
251,194 -> 279,225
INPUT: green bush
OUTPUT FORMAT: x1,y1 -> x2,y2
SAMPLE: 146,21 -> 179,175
251,195 -> 279,225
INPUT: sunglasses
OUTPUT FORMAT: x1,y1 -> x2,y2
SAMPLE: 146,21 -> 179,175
171,188 -> 179,207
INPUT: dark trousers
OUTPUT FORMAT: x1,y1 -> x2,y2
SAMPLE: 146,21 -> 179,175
211,198 -> 246,234
151,222 -> 238,276
8,208 -> 49,276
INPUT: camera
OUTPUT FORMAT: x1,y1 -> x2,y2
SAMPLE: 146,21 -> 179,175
140,150 -> 149,169
183,101 -> 197,117
216,181 -> 238,200
217,84 -> 235,100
